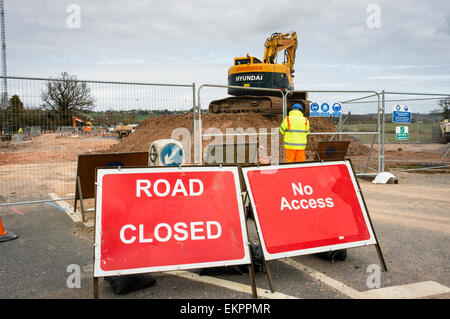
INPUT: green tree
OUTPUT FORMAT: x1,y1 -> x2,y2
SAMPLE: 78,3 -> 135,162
7,94 -> 24,113
3,95 -> 25,133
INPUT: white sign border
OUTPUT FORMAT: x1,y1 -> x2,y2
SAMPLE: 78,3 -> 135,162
94,166 -> 250,277
242,160 -> 377,261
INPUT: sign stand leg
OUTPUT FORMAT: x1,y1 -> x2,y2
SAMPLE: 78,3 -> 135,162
244,205 -> 258,298
247,261 -> 258,299
77,175 -> 86,222
263,259 -> 275,293
248,205 -> 276,293
93,277 -> 99,299
74,176 -> 79,212
357,194 -> 388,271
242,181 -> 276,295
351,160 -> 388,272
374,242 -> 388,272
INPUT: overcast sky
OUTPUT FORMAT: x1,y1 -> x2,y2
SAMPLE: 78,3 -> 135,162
5,0 -> 450,95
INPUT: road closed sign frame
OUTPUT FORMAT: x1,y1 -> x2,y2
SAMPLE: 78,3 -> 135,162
93,166 -> 251,277
242,160 -> 378,261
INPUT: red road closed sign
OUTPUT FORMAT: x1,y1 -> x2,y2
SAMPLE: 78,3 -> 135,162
94,167 -> 250,277
242,161 -> 377,260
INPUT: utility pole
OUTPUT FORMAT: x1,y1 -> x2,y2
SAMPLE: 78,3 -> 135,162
0,0 -> 7,110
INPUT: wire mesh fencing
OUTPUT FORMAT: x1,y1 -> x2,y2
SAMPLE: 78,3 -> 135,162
194,84 -> 287,165
2,76 -> 448,207
305,90 -> 381,174
194,86 -> 382,174
379,92 -> 450,172
0,76 -> 195,206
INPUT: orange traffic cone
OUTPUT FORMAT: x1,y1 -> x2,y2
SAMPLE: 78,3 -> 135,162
0,216 -> 18,242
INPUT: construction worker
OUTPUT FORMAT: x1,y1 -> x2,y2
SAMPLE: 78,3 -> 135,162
279,103 -> 310,163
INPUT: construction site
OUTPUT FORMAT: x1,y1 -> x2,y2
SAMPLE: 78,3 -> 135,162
1,76 -> 449,301
0,2 -> 449,309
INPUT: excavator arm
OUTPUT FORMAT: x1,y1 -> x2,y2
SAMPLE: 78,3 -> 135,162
212,30 -> 309,115
263,32 -> 298,76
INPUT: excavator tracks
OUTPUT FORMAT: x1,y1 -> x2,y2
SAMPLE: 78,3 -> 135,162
208,92 -> 310,117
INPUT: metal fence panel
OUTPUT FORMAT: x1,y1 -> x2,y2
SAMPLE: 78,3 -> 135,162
305,90 -> 381,174
379,92 -> 450,172
0,76 -> 194,206
195,85 -> 382,175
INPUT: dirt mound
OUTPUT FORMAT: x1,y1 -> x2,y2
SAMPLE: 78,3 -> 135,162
108,113 -> 369,161
108,114 -> 193,153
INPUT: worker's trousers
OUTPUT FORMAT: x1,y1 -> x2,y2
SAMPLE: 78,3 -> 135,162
285,149 -> 306,163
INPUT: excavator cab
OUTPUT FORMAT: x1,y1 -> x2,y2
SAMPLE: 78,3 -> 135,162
234,57 -> 251,65
234,56 -> 262,65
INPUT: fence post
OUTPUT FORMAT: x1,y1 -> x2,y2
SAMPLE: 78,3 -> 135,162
381,90 -> 386,172
416,118 -> 420,143
192,82 -> 196,116
192,82 -> 197,164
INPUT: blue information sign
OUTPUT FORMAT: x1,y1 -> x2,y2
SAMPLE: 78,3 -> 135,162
320,103 -> 330,117
331,103 -> 342,117
392,111 -> 411,123
392,105 -> 411,123
310,103 -> 320,117
161,143 -> 183,166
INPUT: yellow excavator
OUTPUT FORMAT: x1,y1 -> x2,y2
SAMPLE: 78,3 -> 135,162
209,32 -> 310,115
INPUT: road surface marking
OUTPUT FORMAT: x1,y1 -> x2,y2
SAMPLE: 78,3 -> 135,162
168,270 -> 298,299
48,193 -> 83,224
281,258 -> 450,299
360,281 -> 450,299
10,207 -> 25,215
81,262 -> 297,298
280,258 -> 364,298
45,202 -> 67,212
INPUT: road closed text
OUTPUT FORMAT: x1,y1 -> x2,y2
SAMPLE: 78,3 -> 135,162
120,221 -> 222,244
136,178 -> 204,197
123,179 -> 222,244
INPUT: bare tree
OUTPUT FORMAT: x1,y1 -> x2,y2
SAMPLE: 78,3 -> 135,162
41,72 -> 95,125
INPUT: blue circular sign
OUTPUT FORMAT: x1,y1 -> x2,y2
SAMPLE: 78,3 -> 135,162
310,103 -> 320,112
161,143 -> 183,166
332,103 -> 342,112
321,103 -> 330,112
404,105 -> 408,112
396,105 -> 401,111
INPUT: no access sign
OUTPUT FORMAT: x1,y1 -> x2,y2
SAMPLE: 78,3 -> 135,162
242,161 -> 377,260
94,166 -> 250,277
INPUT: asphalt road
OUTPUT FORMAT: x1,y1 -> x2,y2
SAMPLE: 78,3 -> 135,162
0,172 -> 449,300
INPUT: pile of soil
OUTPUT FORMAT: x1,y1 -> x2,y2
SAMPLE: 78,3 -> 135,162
108,113 -> 370,163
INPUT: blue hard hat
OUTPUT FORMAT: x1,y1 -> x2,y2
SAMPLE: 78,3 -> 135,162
292,103 -> 303,111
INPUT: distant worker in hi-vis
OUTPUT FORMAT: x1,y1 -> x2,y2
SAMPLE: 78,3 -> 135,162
279,103 -> 310,163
